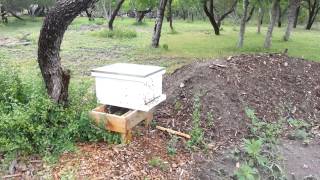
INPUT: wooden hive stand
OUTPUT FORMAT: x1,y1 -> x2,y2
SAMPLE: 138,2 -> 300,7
89,105 -> 153,143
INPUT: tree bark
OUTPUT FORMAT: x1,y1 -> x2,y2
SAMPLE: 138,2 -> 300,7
264,0 -> 280,48
246,6 -> 255,22
305,0 -> 320,30
38,0 -> 97,105
108,0 -> 125,30
136,9 -> 151,23
257,7 -> 262,34
151,0 -> 168,48
237,0 -> 249,48
167,0 -> 173,31
203,0 -> 220,35
277,3 -> 282,27
293,5 -> 300,28
284,0 -> 301,41
7,10 -> 24,20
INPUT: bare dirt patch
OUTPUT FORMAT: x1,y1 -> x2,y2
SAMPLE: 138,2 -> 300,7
156,53 -> 320,148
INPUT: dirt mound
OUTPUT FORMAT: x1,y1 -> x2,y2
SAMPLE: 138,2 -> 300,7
156,53 -> 320,146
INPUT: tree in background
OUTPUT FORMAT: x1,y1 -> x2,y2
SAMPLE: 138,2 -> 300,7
304,0 -> 320,30
38,0 -> 98,105
283,0 -> 301,41
130,0 -> 156,23
151,0 -> 168,47
109,0 -> 125,30
264,0 -> 280,48
203,0 -> 238,35
166,0 -> 173,30
237,0 -> 249,48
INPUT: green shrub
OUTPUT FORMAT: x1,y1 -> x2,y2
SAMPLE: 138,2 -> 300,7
0,65 -> 120,161
92,28 -> 137,39
162,44 -> 169,51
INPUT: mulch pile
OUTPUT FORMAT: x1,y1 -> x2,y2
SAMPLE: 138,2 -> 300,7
52,128 -> 191,179
156,53 -> 320,147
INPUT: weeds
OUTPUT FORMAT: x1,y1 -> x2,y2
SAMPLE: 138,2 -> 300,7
235,164 -> 259,180
148,157 -> 167,171
287,118 -> 311,142
234,107 -> 286,179
92,28 -> 137,39
167,135 -> 178,156
187,95 -> 205,150
174,99 -> 182,111
206,111 -> 214,128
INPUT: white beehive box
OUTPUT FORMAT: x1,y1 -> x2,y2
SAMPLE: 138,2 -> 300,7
91,63 -> 166,111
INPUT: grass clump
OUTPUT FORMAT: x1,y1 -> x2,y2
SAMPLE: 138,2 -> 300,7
148,157 -> 167,171
0,64 -> 120,164
92,28 -> 137,39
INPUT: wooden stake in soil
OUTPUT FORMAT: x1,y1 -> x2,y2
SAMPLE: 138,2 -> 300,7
156,126 -> 191,139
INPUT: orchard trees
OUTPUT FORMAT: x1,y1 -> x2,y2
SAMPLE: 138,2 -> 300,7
264,0 -> 280,48
38,0 -> 98,105
237,0 -> 249,48
152,0 -> 168,47
304,0 -> 320,30
109,0 -> 125,30
283,0 -> 301,41
130,0 -> 156,22
203,0 -> 238,35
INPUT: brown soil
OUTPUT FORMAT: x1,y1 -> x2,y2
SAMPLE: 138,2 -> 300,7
156,53 -> 320,147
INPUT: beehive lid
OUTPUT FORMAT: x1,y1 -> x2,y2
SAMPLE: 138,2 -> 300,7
92,63 -> 165,78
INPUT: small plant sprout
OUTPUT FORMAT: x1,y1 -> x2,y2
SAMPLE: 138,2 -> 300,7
167,135 -> 178,156
206,111 -> 214,127
148,157 -> 168,171
235,164 -> 259,180
174,100 -> 182,111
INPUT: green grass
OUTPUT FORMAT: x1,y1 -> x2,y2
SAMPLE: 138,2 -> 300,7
0,16 -> 320,78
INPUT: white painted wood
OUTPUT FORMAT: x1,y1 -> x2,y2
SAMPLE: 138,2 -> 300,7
91,63 -> 166,111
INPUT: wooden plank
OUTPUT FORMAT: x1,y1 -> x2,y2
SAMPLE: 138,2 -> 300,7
125,110 -> 150,129
89,109 -> 127,133
156,126 -> 191,139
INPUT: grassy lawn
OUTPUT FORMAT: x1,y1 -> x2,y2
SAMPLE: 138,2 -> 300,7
0,16 -> 319,77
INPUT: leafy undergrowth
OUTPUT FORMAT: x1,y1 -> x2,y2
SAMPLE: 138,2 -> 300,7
0,63 -> 120,171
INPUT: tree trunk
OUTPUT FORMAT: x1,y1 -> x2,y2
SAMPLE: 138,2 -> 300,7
108,0 -> 125,30
85,9 -> 94,21
203,0 -> 220,35
305,0 -> 319,30
237,0 -> 249,48
151,0 -> 168,48
264,0 -> 280,48
293,5 -> 300,28
38,0 -> 97,105
8,10 -> 24,20
257,7 -> 262,34
167,0 -> 173,30
284,0 -> 300,41
277,3 -> 282,27
136,9 -> 151,23
101,0 -> 108,20
246,6 -> 255,22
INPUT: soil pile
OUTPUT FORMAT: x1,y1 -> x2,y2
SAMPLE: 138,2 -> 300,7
156,53 -> 320,146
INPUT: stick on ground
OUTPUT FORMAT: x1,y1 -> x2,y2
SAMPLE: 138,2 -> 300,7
156,126 -> 191,139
